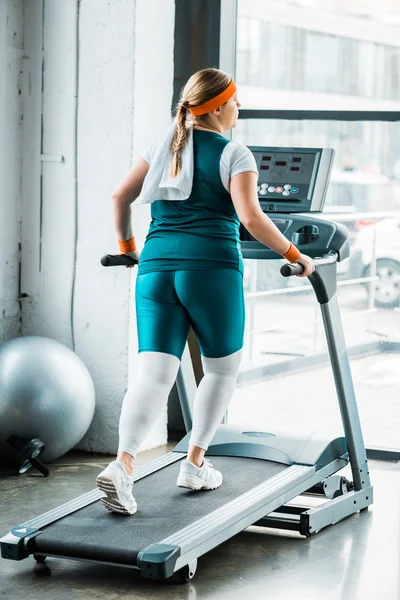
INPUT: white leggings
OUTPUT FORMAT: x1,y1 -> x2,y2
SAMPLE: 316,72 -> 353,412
118,349 -> 242,457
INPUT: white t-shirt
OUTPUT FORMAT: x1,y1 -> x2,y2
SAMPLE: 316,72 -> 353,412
141,138 -> 258,194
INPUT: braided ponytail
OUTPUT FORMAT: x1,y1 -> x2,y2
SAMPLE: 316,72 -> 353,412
169,102 -> 189,178
169,68 -> 231,178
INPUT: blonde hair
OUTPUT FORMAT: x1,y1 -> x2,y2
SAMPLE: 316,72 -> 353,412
170,68 -> 231,178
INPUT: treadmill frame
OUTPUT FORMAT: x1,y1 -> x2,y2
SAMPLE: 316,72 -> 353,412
1,216 -> 374,580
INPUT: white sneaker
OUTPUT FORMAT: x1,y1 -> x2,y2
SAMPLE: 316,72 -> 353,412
177,458 -> 223,491
96,460 -> 137,515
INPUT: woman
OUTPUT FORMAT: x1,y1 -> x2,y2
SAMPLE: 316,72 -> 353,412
96,68 -> 315,515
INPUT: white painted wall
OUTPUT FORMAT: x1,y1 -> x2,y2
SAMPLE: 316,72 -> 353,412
128,0 -> 176,451
14,0 -> 175,455
0,0 -> 23,343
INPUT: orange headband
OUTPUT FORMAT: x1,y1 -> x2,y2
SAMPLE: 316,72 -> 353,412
189,80 -> 237,116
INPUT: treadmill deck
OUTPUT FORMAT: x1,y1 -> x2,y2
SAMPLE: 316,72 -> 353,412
31,456 -> 288,566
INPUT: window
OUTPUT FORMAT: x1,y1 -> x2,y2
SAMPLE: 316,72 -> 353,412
229,0 -> 400,455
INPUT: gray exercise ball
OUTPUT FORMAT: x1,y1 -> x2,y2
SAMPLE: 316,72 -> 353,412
0,336 -> 96,463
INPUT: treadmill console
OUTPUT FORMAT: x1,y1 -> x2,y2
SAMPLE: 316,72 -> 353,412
240,213 -> 349,262
248,146 -> 334,214
240,146 -> 349,261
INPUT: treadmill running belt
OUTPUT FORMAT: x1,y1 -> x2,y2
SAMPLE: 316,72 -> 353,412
31,456 -> 288,566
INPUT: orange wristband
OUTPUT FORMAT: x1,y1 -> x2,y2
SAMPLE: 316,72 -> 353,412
118,236 -> 136,254
283,242 -> 301,263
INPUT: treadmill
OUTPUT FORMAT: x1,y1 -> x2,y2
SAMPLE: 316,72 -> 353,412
1,146 -> 373,583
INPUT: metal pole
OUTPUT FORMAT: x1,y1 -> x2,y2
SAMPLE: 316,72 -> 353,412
320,297 -> 371,491
312,302 -> 319,351
367,223 -> 377,332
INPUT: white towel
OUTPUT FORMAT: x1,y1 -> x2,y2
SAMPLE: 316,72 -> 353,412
136,122 -> 194,205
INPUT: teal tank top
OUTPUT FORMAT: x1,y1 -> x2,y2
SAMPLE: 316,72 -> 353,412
137,130 -> 244,275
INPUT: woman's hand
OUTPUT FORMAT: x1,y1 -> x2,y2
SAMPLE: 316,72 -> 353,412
118,250 -> 141,268
295,253 -> 315,277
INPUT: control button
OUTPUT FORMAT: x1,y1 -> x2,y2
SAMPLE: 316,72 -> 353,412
260,188 -> 267,195
267,205 -> 275,211
282,190 -> 290,196
268,186 -> 276,193
290,187 -> 299,194
275,187 -> 283,193
284,184 -> 291,190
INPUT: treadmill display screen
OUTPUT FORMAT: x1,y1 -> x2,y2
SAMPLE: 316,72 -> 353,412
253,151 -> 318,201
247,146 -> 334,213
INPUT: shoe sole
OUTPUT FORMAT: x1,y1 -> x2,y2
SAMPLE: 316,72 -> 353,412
177,474 -> 222,491
96,476 -> 137,516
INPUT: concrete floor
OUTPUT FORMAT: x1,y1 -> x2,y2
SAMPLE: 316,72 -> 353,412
1,446 -> 399,600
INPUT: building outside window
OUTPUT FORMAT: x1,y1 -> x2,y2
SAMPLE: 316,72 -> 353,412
229,0 -> 400,455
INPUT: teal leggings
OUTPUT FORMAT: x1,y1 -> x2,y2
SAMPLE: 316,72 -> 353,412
136,269 -> 245,359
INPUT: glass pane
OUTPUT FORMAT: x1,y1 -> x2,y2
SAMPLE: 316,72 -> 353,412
237,0 -> 400,108
235,119 -> 400,211
232,119 -> 400,451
